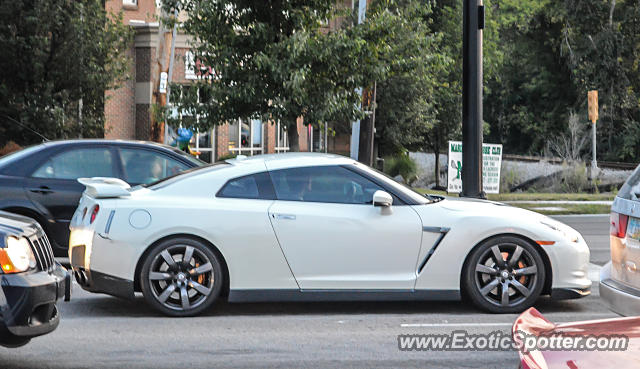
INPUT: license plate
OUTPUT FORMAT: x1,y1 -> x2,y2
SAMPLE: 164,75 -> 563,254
628,217 -> 640,241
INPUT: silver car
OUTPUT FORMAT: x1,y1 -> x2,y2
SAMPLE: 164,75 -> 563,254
600,165 -> 640,315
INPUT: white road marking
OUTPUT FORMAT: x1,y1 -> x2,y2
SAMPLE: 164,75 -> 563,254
401,315 -> 618,328
401,322 -> 512,328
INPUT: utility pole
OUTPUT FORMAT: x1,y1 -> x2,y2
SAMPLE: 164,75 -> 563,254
588,90 -> 598,176
151,7 -> 176,143
461,0 -> 485,199
358,82 -> 376,166
349,0 -> 367,160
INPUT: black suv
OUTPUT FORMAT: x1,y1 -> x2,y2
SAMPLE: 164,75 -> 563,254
0,140 -> 204,256
0,211 -> 70,348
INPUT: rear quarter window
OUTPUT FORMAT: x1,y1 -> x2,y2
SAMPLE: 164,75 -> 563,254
619,165 -> 640,201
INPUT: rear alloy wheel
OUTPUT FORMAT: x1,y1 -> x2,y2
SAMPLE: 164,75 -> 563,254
140,238 -> 223,317
463,236 -> 545,313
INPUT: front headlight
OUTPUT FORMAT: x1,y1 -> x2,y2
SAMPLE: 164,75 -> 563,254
541,221 -> 580,243
0,236 -> 37,273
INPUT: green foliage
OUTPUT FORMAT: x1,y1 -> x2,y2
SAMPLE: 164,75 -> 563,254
217,153 -> 238,161
161,0 -> 394,150
160,0 -> 640,162
383,153 -> 417,184
499,165 -> 522,193
0,1 -> 133,146
483,0 -> 640,162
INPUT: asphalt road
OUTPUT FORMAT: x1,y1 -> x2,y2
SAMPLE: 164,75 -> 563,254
0,215 -> 616,369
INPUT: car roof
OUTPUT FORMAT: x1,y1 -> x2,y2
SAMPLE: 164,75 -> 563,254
227,152 -> 354,166
40,139 -> 177,151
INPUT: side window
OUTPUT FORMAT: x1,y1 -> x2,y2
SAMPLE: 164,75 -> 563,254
269,165 -> 386,204
217,172 -> 275,200
32,148 -> 115,179
120,148 -> 190,185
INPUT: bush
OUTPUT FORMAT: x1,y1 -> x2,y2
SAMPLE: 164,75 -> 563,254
0,141 -> 21,156
552,161 -> 597,193
384,154 -> 418,185
217,153 -> 238,161
499,165 -> 522,193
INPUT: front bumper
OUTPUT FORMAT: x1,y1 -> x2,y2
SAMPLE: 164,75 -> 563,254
600,261 -> 640,316
0,263 -> 70,339
542,237 -> 592,297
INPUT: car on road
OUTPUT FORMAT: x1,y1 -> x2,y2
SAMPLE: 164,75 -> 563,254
0,211 -> 70,348
69,153 -> 591,316
0,140 -> 205,256
513,307 -> 638,369
600,164 -> 640,315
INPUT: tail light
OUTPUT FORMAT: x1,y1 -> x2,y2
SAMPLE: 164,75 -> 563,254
610,212 -> 629,238
90,205 -> 100,224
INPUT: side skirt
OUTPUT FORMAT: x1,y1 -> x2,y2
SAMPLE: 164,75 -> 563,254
227,289 -> 460,303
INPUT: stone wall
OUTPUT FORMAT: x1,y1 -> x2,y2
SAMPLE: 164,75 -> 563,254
410,152 -> 635,192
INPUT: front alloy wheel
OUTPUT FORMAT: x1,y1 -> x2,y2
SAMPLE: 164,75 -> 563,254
140,238 -> 223,317
463,236 -> 545,313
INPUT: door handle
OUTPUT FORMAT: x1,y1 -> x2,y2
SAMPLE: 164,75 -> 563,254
29,186 -> 53,194
272,213 -> 296,220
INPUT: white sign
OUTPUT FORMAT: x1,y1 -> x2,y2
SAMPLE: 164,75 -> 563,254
159,72 -> 168,94
447,141 -> 503,194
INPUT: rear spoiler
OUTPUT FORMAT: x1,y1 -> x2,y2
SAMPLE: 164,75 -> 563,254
77,177 -> 131,198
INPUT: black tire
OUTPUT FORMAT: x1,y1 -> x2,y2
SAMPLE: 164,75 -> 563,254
0,330 -> 30,348
140,237 -> 223,317
463,235 -> 546,313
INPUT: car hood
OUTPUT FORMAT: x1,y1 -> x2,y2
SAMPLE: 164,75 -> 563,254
0,210 -> 38,238
513,308 -> 640,369
436,197 -> 546,220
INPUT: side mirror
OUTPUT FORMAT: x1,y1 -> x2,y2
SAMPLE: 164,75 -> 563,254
372,190 -> 393,207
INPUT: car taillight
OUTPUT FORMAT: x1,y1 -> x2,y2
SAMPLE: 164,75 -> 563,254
610,212 -> 629,238
90,205 -> 100,224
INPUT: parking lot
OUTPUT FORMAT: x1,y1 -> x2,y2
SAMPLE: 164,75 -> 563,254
0,215 -> 616,369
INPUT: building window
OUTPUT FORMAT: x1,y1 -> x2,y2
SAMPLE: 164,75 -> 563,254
185,51 -> 216,80
123,0 -> 138,8
168,86 -> 218,163
275,122 -> 289,153
228,119 -> 264,156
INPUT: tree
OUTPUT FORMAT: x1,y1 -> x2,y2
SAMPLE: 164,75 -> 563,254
0,0 -> 132,146
373,0 -> 440,155
558,0 -> 640,162
484,0 -> 577,156
161,0 -> 393,151
371,0 -> 456,188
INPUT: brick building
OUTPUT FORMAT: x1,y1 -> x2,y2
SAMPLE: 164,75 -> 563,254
104,0 -> 351,163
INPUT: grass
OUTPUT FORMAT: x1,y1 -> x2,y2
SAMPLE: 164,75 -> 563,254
508,203 -> 611,215
413,188 -> 613,214
415,189 -> 615,202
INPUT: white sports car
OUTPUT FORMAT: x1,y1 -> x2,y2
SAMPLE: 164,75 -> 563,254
69,153 -> 591,316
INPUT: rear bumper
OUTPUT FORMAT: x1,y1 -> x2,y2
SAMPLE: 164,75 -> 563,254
72,267 -> 134,300
600,261 -> 640,316
0,263 -> 70,339
70,245 -> 134,299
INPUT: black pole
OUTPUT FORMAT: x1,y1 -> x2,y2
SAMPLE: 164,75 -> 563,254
461,0 -> 485,199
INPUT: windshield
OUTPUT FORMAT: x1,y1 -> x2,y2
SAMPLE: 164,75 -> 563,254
168,147 -> 207,166
144,162 -> 230,189
352,162 -> 432,205
0,144 -> 42,168
618,164 -> 640,201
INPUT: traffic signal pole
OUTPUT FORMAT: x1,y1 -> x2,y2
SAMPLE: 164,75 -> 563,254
461,0 -> 486,199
